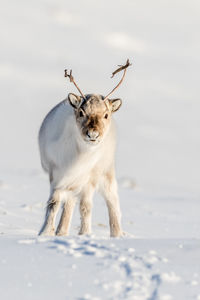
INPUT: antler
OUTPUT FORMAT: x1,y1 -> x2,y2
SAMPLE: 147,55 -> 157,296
64,69 -> 86,99
104,59 -> 131,101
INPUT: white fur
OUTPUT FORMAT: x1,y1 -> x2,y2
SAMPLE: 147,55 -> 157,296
39,97 -> 122,237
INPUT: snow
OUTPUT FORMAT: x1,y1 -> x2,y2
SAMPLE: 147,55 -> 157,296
0,0 -> 200,299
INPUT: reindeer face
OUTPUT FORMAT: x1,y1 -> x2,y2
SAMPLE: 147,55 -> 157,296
68,93 -> 122,145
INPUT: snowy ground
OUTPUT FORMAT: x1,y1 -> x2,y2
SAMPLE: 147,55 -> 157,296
0,0 -> 200,299
0,172 -> 200,299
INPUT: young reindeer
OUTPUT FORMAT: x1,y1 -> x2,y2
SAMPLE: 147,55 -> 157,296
39,59 -> 131,237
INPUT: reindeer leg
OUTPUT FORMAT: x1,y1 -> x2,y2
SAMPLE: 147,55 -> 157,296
100,168 -> 122,237
56,193 -> 76,236
39,189 -> 61,236
79,184 -> 95,235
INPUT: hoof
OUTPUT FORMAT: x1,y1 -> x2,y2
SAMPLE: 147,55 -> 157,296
110,231 -> 124,238
56,230 -> 68,236
78,230 -> 91,235
38,228 -> 55,236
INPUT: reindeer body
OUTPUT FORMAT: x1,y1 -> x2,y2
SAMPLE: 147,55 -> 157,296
39,94 -> 123,237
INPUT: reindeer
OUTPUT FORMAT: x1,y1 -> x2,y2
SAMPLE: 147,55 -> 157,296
38,59 -> 131,237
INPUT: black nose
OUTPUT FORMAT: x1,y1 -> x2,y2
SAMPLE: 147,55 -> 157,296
86,130 -> 99,140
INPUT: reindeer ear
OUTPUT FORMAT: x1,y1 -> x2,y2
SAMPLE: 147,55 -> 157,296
68,93 -> 82,109
109,98 -> 122,112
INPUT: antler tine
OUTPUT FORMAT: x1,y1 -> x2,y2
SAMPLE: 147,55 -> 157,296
104,59 -> 131,101
64,69 -> 86,99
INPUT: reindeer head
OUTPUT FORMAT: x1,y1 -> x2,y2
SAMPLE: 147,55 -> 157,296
68,93 -> 121,144
65,59 -> 131,145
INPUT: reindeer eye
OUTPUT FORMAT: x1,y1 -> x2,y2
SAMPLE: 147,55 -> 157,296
79,110 -> 84,117
104,113 -> 108,119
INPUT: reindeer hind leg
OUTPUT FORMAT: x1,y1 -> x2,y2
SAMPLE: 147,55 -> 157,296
39,189 -> 61,236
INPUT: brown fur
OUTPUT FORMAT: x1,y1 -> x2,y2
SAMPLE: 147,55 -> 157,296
75,95 -> 111,142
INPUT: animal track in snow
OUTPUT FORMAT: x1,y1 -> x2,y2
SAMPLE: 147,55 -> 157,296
44,237 -> 167,299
